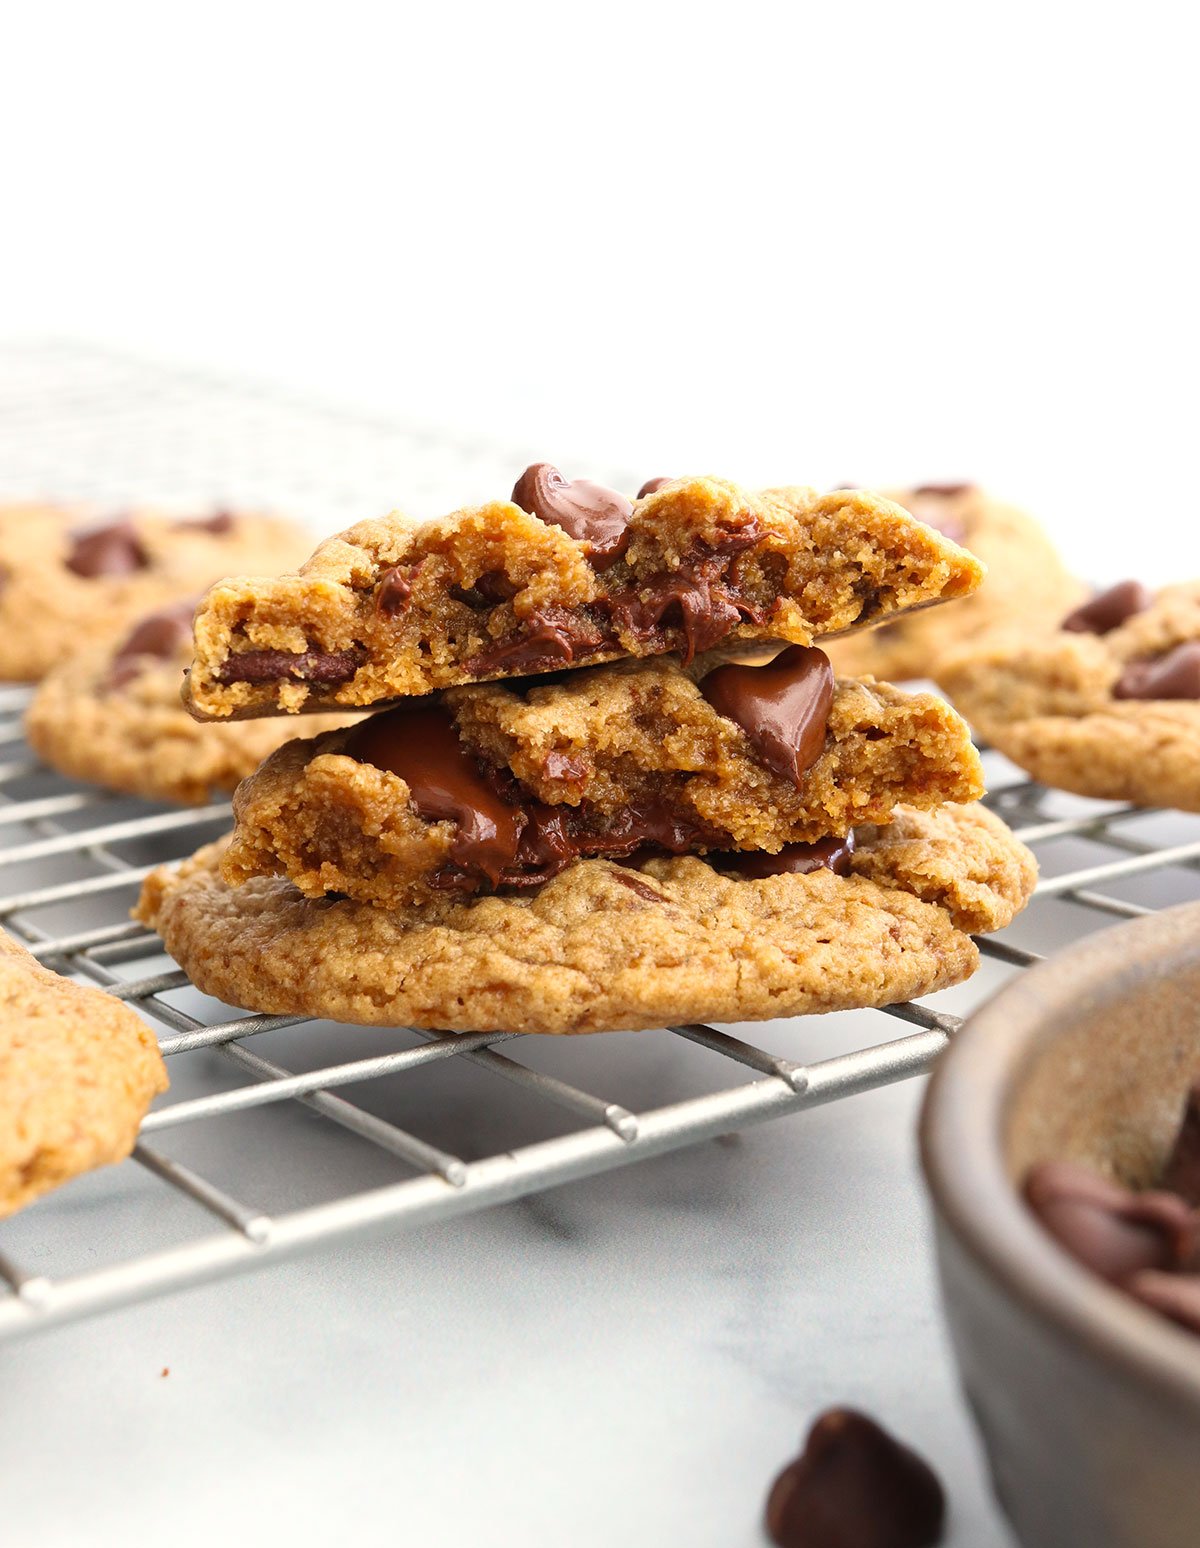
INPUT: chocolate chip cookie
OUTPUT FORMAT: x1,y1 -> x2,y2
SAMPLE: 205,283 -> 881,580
24,600 -> 356,806
135,803 -> 1035,1034
825,485 -> 1084,682
0,502 -> 313,681
222,648 -> 985,907
938,581 -> 1200,809
184,470 -> 986,720
1,928 -> 167,1217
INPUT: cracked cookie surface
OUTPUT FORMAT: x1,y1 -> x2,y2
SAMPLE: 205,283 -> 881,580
825,485 -> 1083,682
24,600 -> 356,805
1,929 -> 167,1218
222,652 -> 984,907
184,475 -> 985,719
0,502 -> 314,681
938,582 -> 1200,810
135,803 -> 1035,1034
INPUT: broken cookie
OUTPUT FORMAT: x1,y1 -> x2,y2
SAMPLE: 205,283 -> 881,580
221,647 -> 985,908
183,470 -> 985,719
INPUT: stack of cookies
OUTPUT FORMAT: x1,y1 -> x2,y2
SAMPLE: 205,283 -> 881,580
137,468 -> 1037,1034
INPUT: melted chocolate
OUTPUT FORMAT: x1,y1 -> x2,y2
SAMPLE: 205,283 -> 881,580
511,463 -> 633,570
65,518 -> 149,579
1062,579 -> 1152,635
217,647 -> 364,686
1024,1161 -> 1195,1281
1113,642 -> 1200,701
466,608 -> 605,676
715,834 -> 855,880
344,704 -> 523,884
701,644 -> 834,787
376,565 -> 413,617
450,569 -> 520,607
636,477 -> 673,498
611,872 -> 665,902
766,1409 -> 945,1548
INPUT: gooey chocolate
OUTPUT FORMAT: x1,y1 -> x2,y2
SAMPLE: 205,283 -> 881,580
65,518 -> 149,579
700,644 -> 835,787
511,463 -> 634,570
714,834 -> 855,880
766,1409 -> 945,1548
216,647 -> 366,687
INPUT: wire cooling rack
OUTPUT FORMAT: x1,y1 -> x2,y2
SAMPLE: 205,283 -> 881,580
2,339 -> 1199,1347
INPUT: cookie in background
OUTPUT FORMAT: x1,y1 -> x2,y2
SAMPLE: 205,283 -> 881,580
0,501 -> 314,681
24,598 -> 358,806
825,483 -> 1085,682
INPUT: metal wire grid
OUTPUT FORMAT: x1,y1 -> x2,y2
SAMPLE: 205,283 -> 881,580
0,341 -> 1198,1347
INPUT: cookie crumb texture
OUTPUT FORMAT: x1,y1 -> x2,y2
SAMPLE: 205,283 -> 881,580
222,658 -> 984,907
939,582 -> 1200,810
136,804 -> 1035,1034
826,485 -> 1084,682
185,478 -> 984,718
0,930 -> 167,1218
24,633 -> 355,806
0,504 -> 313,682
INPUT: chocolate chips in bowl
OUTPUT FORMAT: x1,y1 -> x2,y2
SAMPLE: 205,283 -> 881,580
921,901 -> 1200,1548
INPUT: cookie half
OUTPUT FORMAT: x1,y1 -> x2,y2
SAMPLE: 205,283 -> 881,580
184,472 -> 985,719
222,649 -> 985,907
24,600 -> 356,806
825,485 -> 1083,682
0,503 -> 315,681
939,580 -> 1200,810
1,929 -> 167,1217
135,804 -> 1036,1034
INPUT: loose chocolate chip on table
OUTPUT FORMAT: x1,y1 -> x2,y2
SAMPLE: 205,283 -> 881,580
1163,1083 -> 1200,1207
511,464 -> 634,570
1124,1271 -> 1200,1335
700,644 -> 835,788
216,648 -> 364,687
344,703 -> 523,885
714,834 -> 855,880
1112,642 -> 1200,701
65,518 -> 150,579
1062,579 -> 1153,635
766,1408 -> 945,1548
636,477 -> 673,498
1024,1160 -> 1196,1281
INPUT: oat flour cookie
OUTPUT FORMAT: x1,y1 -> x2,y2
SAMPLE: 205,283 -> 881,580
939,580 -> 1200,810
0,502 -> 313,681
0,929 -> 167,1217
184,469 -> 985,719
825,485 -> 1083,682
135,804 -> 1036,1034
24,600 -> 356,805
222,648 -> 984,907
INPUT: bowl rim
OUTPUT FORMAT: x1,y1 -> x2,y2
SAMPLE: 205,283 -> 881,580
920,898 -> 1200,1407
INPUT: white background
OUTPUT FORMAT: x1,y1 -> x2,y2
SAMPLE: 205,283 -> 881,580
2,2 -> 1197,578
1,7 -> 1198,1547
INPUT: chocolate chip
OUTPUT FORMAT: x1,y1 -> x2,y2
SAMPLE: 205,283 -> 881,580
65,518 -> 149,579
766,1409 -> 945,1548
376,565 -> 414,618
1113,643 -> 1200,701
174,510 -> 236,535
602,560 -> 765,666
1024,1161 -> 1196,1281
715,834 -> 855,880
466,608 -> 605,676
216,648 -> 364,686
637,477 -> 673,498
450,569 -> 521,608
511,464 -> 633,570
700,644 -> 835,788
898,487 -> 971,545
912,483 -> 975,498
1163,1083 -> 1200,1207
611,872 -> 665,902
1124,1271 -> 1200,1335
1062,580 -> 1152,635
113,600 -> 195,664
